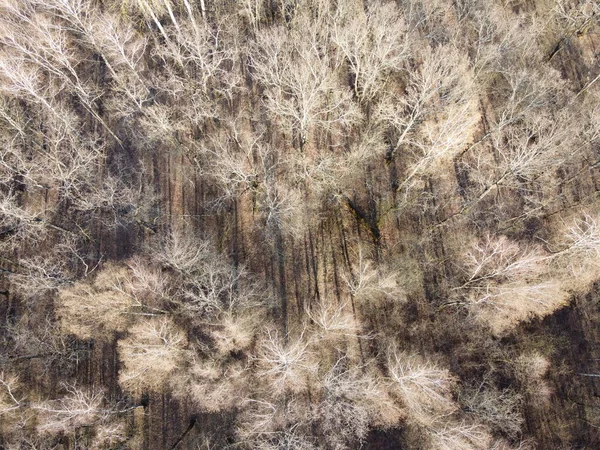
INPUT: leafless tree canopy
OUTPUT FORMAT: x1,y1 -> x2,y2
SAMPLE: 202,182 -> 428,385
0,0 -> 600,448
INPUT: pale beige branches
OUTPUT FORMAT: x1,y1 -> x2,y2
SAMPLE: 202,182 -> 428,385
155,227 -> 213,274
332,1 -> 408,102
248,430 -> 316,450
0,56 -> 61,120
90,13 -> 149,113
0,2 -> 119,140
315,358 -> 400,449
460,382 -> 523,439
427,421 -> 492,450
33,385 -> 112,435
255,329 -> 317,395
553,0 -> 599,30
490,439 -> 537,450
0,372 -> 23,416
70,172 -> 147,230
89,420 -> 129,450
237,397 -> 314,450
118,316 -> 188,393
0,96 -> 28,145
453,234 -> 566,333
0,372 -> 36,447
134,6 -> 238,128
171,356 -> 248,414
210,311 -> 260,356
258,178 -> 305,237
376,44 -> 478,186
250,19 -> 360,149
287,125 -> 387,203
467,111 -> 574,205
541,211 -> 600,283
206,125 -> 266,203
0,106 -> 108,217
57,264 -> 135,339
167,19 -> 235,93
29,385 -> 131,447
237,0 -> 264,32
0,190 -> 48,250
306,298 -> 361,344
387,348 -> 457,426
30,0 -> 150,117
136,103 -> 183,146
154,228 -> 257,317
491,66 -> 567,131
204,124 -> 304,235
10,251 -> 73,299
458,235 -> 546,289
124,256 -> 171,306
342,247 -> 400,306
511,352 -> 552,407
6,315 -> 83,376
561,213 -> 600,260
92,13 -> 148,77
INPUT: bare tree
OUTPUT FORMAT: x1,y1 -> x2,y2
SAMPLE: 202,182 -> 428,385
250,18 -> 361,149
332,1 -> 408,102
342,247 -> 400,306
118,316 -> 188,393
559,212 -> 600,260
255,329 -> 317,395
306,298 -> 361,344
170,352 -> 249,414
237,0 -> 264,32
460,382 -> 523,439
387,348 -> 456,426
0,190 -> 48,250
33,384 -> 119,435
427,420 -> 492,450
376,44 -> 478,192
0,2 -> 118,139
153,228 -> 258,317
457,235 -> 546,290
316,358 -> 400,449
0,372 -> 23,416
511,351 -> 551,405
57,264 -> 135,339
535,211 -> 600,283
236,397 -> 314,450
210,311 -> 261,355
6,315 -> 85,375
451,234 -> 565,332
1,376 -> 130,446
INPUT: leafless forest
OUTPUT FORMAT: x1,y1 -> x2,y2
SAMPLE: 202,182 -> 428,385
0,0 -> 599,448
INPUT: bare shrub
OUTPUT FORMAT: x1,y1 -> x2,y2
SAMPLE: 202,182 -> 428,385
512,352 -> 552,406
